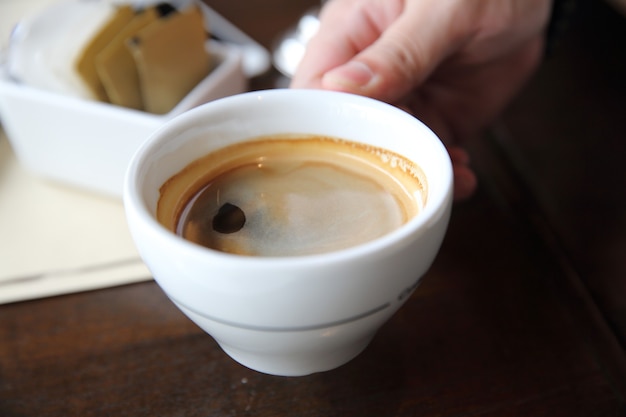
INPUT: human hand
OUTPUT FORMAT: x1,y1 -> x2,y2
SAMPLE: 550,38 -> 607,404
291,0 -> 553,200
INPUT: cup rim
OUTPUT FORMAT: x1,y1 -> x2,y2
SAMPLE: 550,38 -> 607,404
124,89 -> 453,266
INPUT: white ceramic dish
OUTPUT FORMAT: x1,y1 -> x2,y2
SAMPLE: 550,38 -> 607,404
0,40 -> 245,198
0,1 -> 270,198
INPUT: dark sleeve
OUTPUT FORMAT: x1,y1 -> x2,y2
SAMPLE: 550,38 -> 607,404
545,0 -> 578,56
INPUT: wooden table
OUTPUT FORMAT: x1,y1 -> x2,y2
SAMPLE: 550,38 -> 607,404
1,1 -> 625,415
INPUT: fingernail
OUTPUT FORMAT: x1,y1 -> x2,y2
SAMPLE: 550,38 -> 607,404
322,61 -> 375,90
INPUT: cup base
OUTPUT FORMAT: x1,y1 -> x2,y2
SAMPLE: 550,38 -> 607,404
174,300 -> 386,376
219,335 -> 374,376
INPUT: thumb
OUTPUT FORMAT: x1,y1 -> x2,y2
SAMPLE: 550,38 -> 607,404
321,2 -> 458,103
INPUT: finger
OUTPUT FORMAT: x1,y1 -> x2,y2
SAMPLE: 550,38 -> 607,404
320,0 -> 468,103
447,146 -> 471,166
291,0 -> 388,89
453,163 -> 478,201
446,144 -> 477,200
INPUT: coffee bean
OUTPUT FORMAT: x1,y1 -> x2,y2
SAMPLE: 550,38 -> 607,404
212,203 -> 246,234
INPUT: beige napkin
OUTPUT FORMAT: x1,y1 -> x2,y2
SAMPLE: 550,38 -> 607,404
0,131 -> 151,304
0,0 -> 155,304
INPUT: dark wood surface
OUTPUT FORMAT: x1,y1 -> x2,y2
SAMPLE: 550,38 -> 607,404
1,1 -> 625,415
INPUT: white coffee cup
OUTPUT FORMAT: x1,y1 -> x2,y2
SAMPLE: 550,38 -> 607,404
123,89 -> 453,376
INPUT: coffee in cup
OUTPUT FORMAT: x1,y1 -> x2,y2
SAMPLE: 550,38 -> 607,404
156,134 -> 427,256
